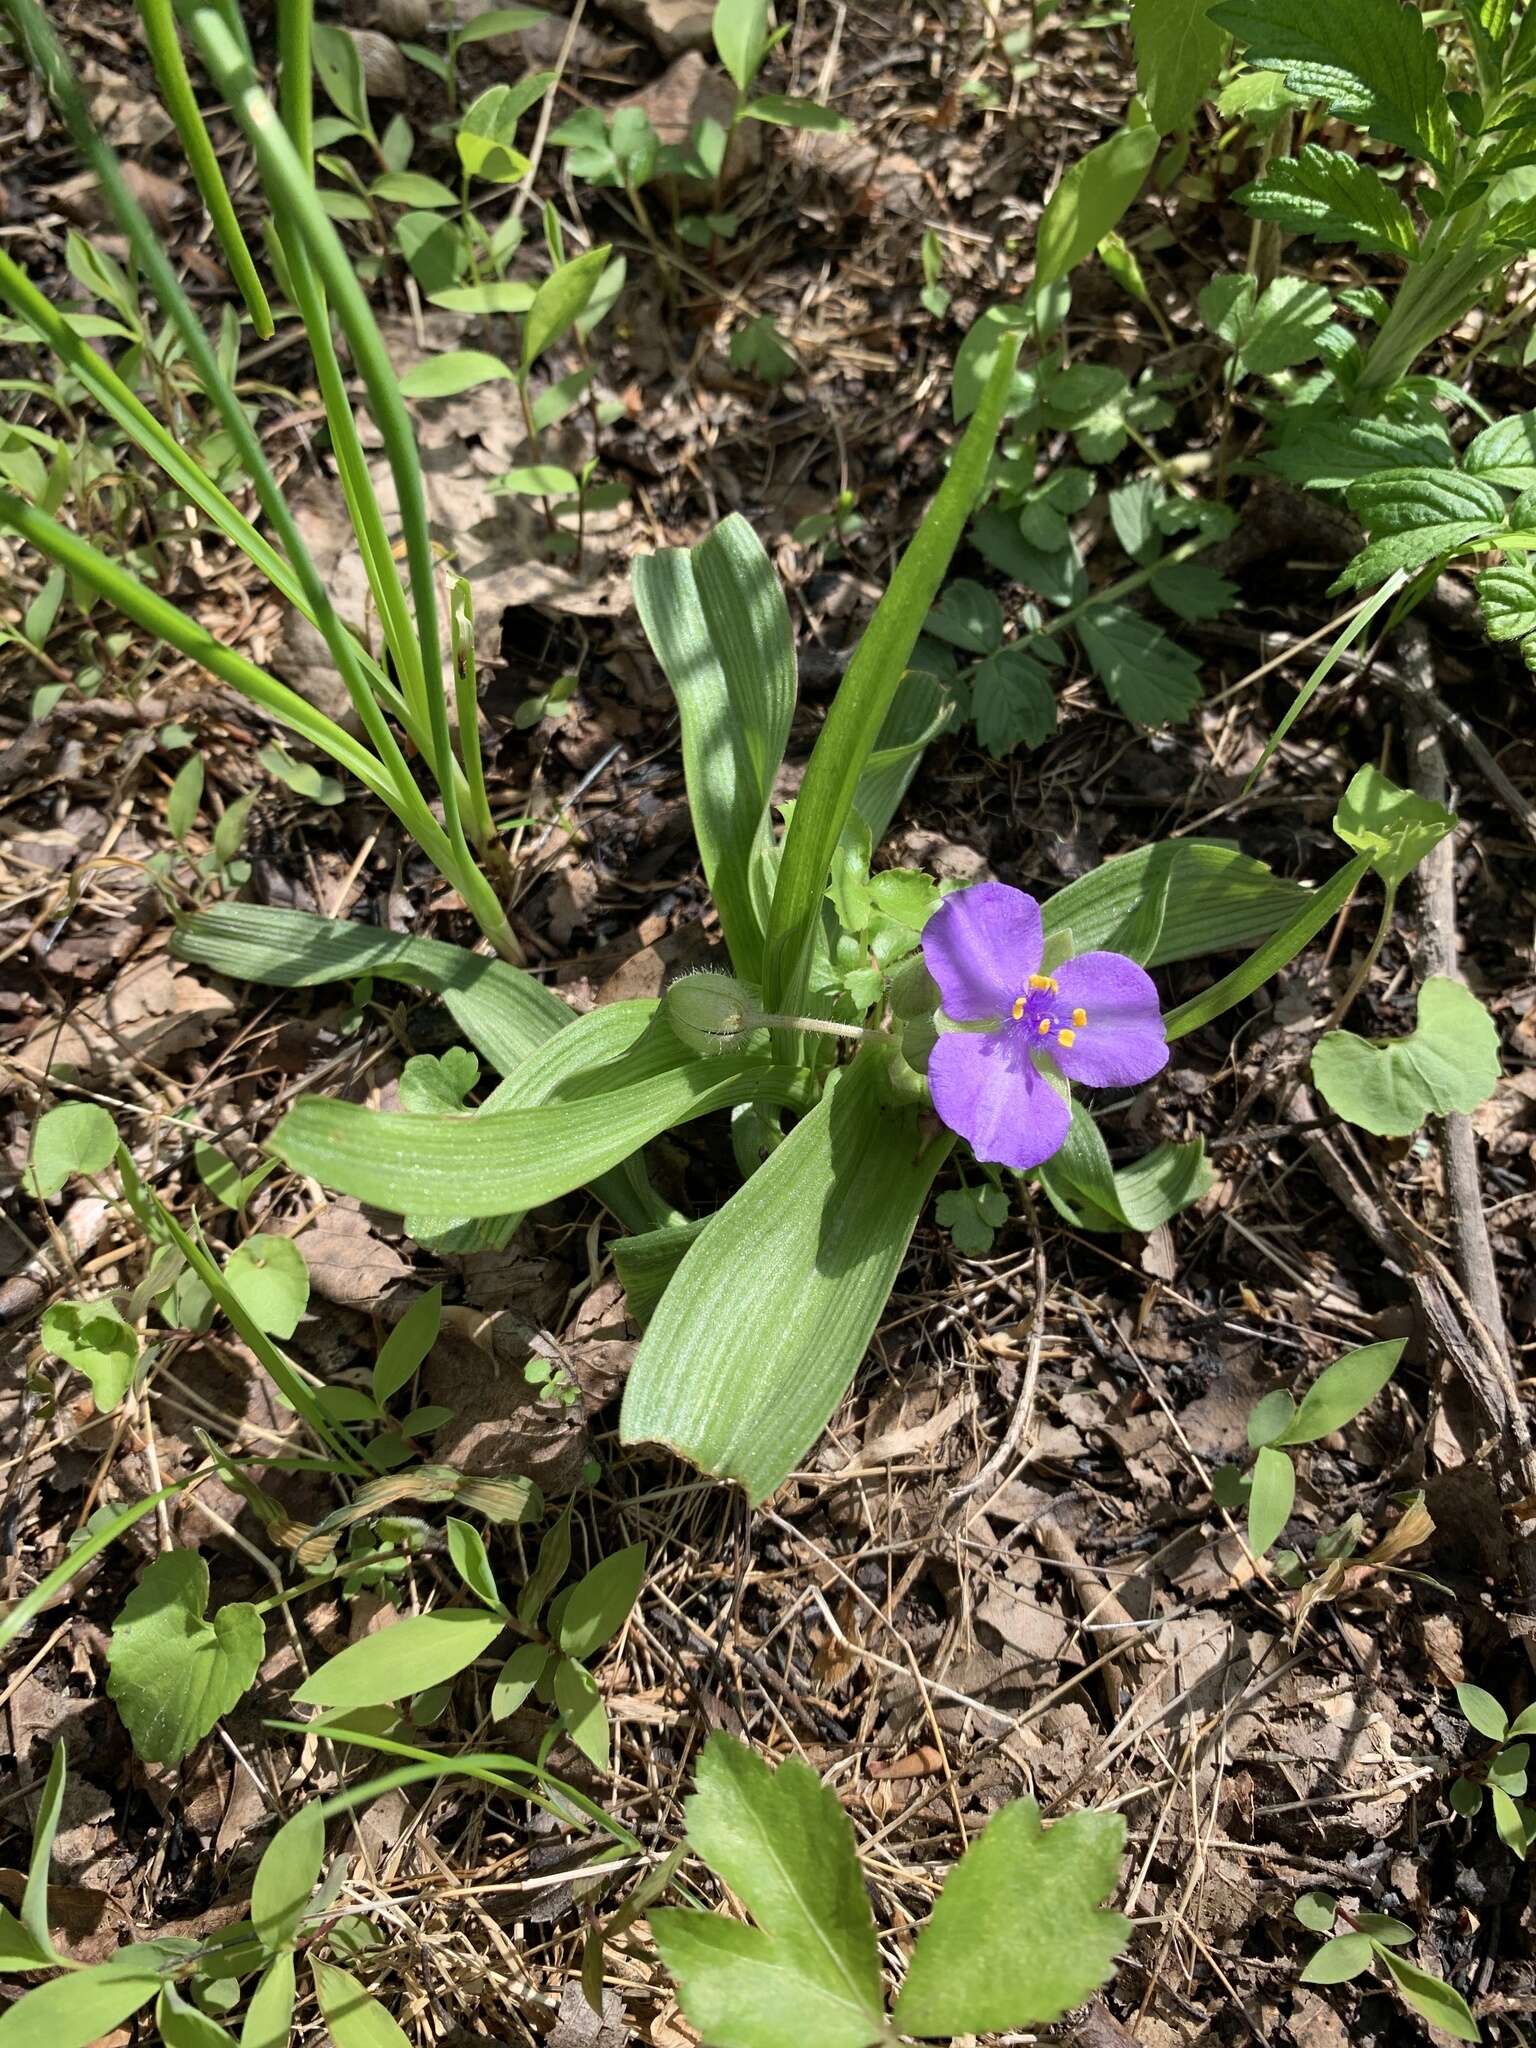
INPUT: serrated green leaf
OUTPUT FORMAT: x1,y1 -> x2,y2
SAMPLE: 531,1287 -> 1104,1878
107,1550 -> 263,1764
1236,144 -> 1418,256
26,1100 -> 118,1197
1463,410 -> 1536,488
1037,124 -> 1159,288
251,1805 -> 325,1953
1300,1932 -> 1374,1983
1263,405 -> 1454,488
39,1300 -> 138,1412
1247,1444 -> 1295,1556
557,1542 -> 646,1660
1348,467 -> 1507,535
1131,0 -> 1226,130
0,1966 -> 163,2048
893,1801 -> 1127,2035
1151,559 -> 1236,622
1078,602 -> 1203,724
1457,1681 -> 1510,1741
1377,1949 -> 1480,2040
650,1733 -> 886,2048
223,1234 -> 309,1340
1210,0 -> 1453,167
1273,1338 -> 1403,1442
1332,764 -> 1456,889
295,1609 -> 506,1709
970,644 -> 1058,756
1331,521 -> 1494,590
925,578 -> 1004,653
1312,978 -> 1500,1136
1476,562 -> 1536,640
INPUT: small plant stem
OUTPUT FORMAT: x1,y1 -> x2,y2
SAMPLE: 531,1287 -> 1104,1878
1324,882 -> 1396,1033
1043,533 -> 1212,639
516,370 -> 558,534
749,1011 -> 887,1043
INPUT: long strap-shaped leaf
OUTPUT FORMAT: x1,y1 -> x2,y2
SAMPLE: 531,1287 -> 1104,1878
137,0 -> 273,336
271,1050 -> 812,1218
633,515 -> 796,983
761,332 -> 1022,1017
620,1053 -> 951,1502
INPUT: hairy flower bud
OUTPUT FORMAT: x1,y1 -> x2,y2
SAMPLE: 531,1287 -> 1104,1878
664,971 -> 759,1056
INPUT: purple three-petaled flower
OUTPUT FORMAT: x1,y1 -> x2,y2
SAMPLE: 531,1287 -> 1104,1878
920,881 -> 1168,1172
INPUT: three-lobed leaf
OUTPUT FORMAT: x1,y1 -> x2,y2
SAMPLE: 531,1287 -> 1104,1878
107,1549 -> 264,1764
650,1733 -> 887,2048
893,1800 -> 1128,2036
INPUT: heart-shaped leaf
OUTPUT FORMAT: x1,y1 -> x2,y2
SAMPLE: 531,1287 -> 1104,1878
107,1550 -> 264,1764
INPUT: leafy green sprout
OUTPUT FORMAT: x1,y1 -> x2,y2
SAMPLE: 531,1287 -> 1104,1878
1451,1681 -> 1536,1857
1293,1889 -> 1479,2042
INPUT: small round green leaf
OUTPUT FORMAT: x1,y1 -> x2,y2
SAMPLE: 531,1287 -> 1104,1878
25,1101 -> 118,1197
1299,1933 -> 1374,1984
1247,1388 -> 1296,1448
39,1300 -> 139,1412
1294,1890 -> 1337,1932
223,1234 -> 309,1340
1456,1681 -> 1509,1742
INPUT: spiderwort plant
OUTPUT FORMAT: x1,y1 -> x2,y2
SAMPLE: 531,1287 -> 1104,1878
921,882 -> 1168,1171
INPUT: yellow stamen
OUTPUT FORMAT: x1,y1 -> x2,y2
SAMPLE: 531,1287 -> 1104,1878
1037,1018 -> 1051,1035
1028,973 -> 1057,992
1057,1027 -> 1076,1048
1071,1007 -> 1087,1029
1012,995 -> 1026,1020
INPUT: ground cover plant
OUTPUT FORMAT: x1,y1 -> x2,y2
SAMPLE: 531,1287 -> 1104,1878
2,1 -> 1536,2044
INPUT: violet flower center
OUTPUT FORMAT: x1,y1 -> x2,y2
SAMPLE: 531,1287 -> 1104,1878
1004,972 -> 1088,1060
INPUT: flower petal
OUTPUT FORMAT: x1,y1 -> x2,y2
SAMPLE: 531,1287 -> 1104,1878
1050,950 -> 1168,1088
920,883 -> 1042,1023
928,1028 -> 1070,1171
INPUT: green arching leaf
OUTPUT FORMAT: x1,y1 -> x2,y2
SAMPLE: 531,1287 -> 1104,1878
1312,978 -> 1501,1137
1209,0 -> 1454,168
633,515 -> 796,982
1456,1681 -> 1510,1742
1246,1445 -> 1296,1556
39,1299 -> 138,1411
223,1234 -> 309,1340
373,1286 -> 443,1406
744,95 -> 850,132
762,330 -> 1021,1017
1037,1102 -> 1213,1235
0,1965 -> 164,2048
620,1056 -> 950,1502
1490,1784 -> 1534,1856
294,1609 -> 507,1710
311,1961 -> 412,2048
1377,1950 -> 1480,2041
157,1979 -> 237,2048
240,1952 -> 296,2048
1041,840 -> 1309,966
311,23 -> 371,132
1273,1338 -> 1404,1443
557,1543 -> 647,1660
1163,849 -> 1372,1042
1236,144 -> 1418,256
398,349 -> 515,398
650,1733 -> 887,2048
1202,273 -> 1335,377
553,1655 -> 608,1768
1299,1933 -> 1375,1984
272,1035 -> 807,1221
166,753 -> 205,839
893,1801 -> 1127,2036
1131,0 -> 1226,131
522,246 -> 612,371
251,1805 -> 325,1954
446,1517 -> 502,1612
21,1741 -> 66,1961
106,1550 -> 264,1764
612,1219 -> 708,1328
1036,124 -> 1159,289
173,905 -> 573,1077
